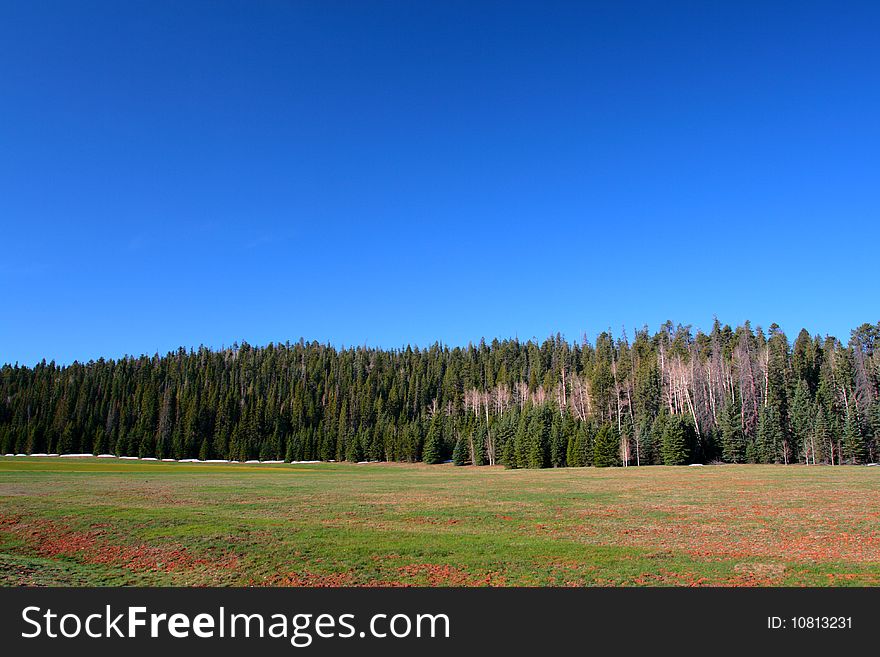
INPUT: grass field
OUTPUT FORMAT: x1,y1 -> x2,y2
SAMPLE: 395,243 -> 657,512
1,457 -> 878,586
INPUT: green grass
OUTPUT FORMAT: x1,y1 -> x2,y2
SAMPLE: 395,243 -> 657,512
1,457 -> 878,586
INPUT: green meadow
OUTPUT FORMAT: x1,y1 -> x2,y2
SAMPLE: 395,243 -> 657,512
1,457 -> 878,586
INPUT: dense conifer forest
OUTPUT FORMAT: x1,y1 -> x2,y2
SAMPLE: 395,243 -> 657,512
2,321 -> 879,467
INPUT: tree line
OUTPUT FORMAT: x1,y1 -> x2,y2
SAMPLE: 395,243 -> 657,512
1,320 -> 878,467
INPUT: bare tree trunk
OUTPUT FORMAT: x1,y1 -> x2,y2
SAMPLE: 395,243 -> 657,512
682,384 -> 701,437
484,403 -> 495,466
561,365 -> 567,409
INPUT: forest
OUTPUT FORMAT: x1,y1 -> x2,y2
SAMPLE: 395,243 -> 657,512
1,320 -> 879,468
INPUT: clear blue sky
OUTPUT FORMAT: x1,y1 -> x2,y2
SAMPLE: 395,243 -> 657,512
2,1 -> 879,366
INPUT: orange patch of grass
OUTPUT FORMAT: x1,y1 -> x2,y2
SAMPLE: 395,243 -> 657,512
6,519 -> 239,573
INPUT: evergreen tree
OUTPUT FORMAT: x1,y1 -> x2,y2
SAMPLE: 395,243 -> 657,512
1,320 -> 878,468
495,412 -> 517,467
285,434 -> 297,463
346,433 -> 364,462
93,428 -> 105,455
59,423 -> 74,455
814,407 -> 830,465
757,406 -> 783,464
635,418 -> 656,466
549,413 -> 566,467
872,401 -> 880,463
593,424 -> 620,467
138,432 -> 153,459
503,433 -> 518,469
650,413 -> 669,465
422,415 -> 444,464
566,424 -> 590,468
452,437 -> 468,466
198,436 -> 210,461
843,406 -> 867,464
513,410 -> 529,468
720,400 -> 744,463
526,407 -> 549,468
661,415 -> 691,465
581,423 -> 595,466
789,381 -> 814,464
471,425 -> 486,466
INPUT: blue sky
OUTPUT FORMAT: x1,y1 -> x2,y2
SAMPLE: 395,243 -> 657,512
2,1 -> 879,366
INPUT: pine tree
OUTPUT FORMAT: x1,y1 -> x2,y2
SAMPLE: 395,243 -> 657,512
171,424 -> 184,460
198,436 -> 210,461
651,413 -> 668,464
549,414 -> 566,467
345,433 -> 364,462
285,434 -> 297,463
228,425 -> 242,462
593,424 -> 620,467
871,401 -> 880,463
1,320 -> 877,468
495,412 -> 516,467
93,428 -> 105,455
452,437 -> 468,466
422,415 -> 444,464
843,407 -> 867,464
566,433 -> 582,467
757,406 -> 783,464
513,411 -> 529,468
581,423 -> 594,466
636,418 -> 656,466
526,408 -> 549,468
814,407 -> 830,464
472,425 -> 486,466
503,433 -> 518,468
720,400 -> 744,463
138,433 -> 153,458
660,415 -> 691,466
789,381 -> 814,464
766,325 -> 792,463
59,423 -> 74,455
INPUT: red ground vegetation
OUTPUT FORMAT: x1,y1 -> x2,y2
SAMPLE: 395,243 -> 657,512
2,516 -> 239,573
